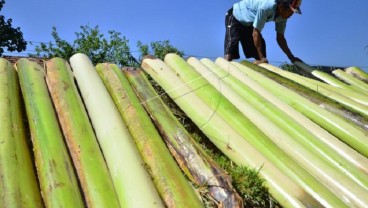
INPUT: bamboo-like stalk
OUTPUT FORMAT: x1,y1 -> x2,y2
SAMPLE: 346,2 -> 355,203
195,58 -> 368,207
333,69 -> 368,93
229,60 -> 368,161
317,102 -> 368,131
277,63 -> 368,101
0,58 -> 43,208
294,61 -> 351,89
69,54 -> 163,208
142,56 -> 328,208
165,54 -> 354,207
259,63 -> 368,117
16,58 -> 84,208
45,58 -> 121,208
124,67 -> 243,207
345,66 -> 368,82
216,58 -> 368,172
296,75 -> 368,103
288,71 -> 368,105
96,63 -> 202,208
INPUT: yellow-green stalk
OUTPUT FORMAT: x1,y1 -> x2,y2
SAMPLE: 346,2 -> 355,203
165,54 -> 353,208
296,75 -> 368,105
45,58 -> 121,208
70,54 -> 163,208
96,63 -> 203,208
216,58 -> 368,173
294,61 -> 351,89
332,69 -> 368,94
16,58 -> 84,208
0,58 -> 43,208
142,56 -> 328,208
232,60 -> 368,161
196,58 -> 367,207
345,66 -> 368,82
259,63 -> 368,118
124,67 -> 243,207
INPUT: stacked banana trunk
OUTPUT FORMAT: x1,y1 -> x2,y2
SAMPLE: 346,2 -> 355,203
0,55 -> 242,208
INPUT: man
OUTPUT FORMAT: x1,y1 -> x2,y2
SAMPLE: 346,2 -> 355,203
224,0 -> 303,64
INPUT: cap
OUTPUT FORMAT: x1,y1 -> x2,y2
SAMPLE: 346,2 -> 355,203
290,0 -> 302,14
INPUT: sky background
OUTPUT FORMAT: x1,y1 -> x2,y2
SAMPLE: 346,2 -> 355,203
2,0 -> 368,70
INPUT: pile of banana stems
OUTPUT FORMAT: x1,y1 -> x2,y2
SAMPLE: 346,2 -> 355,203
141,54 -> 368,208
0,55 -> 243,208
1,53 -> 367,208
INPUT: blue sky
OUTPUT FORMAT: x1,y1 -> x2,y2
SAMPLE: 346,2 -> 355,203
2,0 -> 368,70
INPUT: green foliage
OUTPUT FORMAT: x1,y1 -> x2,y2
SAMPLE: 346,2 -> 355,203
137,40 -> 184,61
211,154 -> 277,208
32,25 -> 138,66
0,0 -> 27,56
32,26 -> 74,60
32,25 -> 183,67
279,63 -> 299,72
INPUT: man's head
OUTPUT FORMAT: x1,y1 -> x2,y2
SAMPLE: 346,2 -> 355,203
289,0 -> 302,14
277,0 -> 302,19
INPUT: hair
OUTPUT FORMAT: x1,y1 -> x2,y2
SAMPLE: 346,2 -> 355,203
277,0 -> 292,8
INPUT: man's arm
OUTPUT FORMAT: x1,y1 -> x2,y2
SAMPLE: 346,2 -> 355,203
276,33 -> 302,63
253,28 -> 268,63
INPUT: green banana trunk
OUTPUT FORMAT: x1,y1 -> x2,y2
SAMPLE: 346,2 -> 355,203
294,61 -> 352,90
345,66 -> 368,82
165,54 -> 351,208
0,58 -> 43,208
259,63 -> 368,117
70,53 -> 163,208
124,67 -> 243,207
297,75 -> 368,104
216,58 -> 368,173
333,69 -> 368,94
232,60 -> 368,159
16,58 -> 84,208
45,58 -> 121,208
96,63 -> 203,208
142,56 -> 327,208
196,57 -> 367,207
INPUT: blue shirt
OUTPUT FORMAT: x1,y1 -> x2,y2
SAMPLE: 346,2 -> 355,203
233,0 -> 287,34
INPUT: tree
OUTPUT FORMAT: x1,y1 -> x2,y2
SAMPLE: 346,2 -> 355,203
0,0 -> 27,56
32,25 -> 138,66
279,63 -> 299,73
137,40 -> 184,61
32,24 -> 184,67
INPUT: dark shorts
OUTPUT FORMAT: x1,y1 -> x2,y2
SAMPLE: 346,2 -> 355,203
224,8 -> 266,60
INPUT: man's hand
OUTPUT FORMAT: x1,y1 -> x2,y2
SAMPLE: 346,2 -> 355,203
253,57 -> 268,65
276,33 -> 302,64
